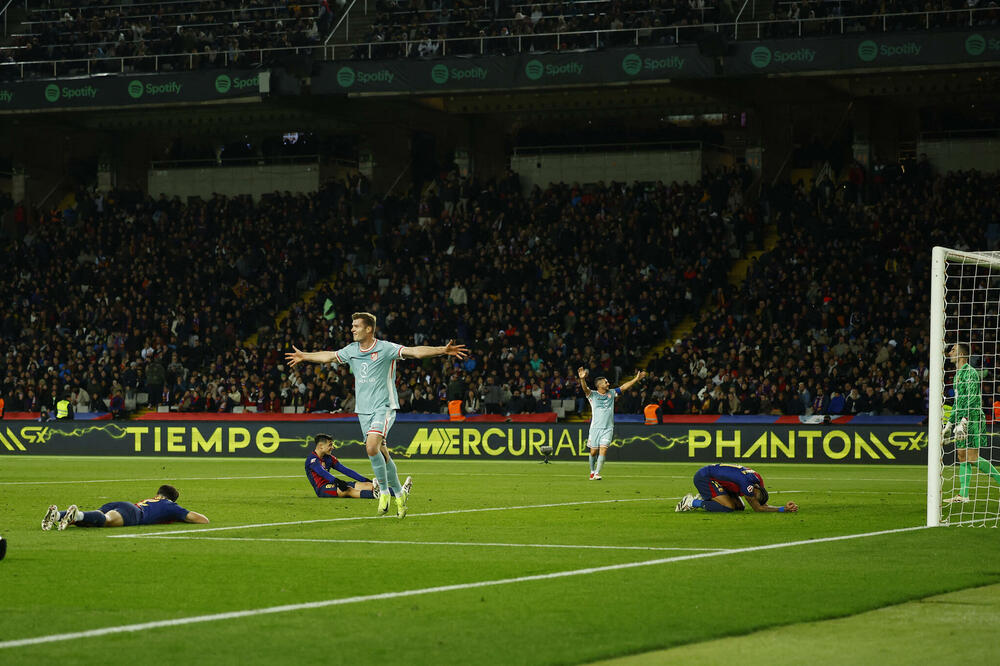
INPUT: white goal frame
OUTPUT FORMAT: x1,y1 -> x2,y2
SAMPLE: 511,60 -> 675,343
928,246 -> 1000,527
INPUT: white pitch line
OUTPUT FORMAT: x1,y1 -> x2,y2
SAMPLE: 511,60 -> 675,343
107,497 -> 669,538
130,535 -> 729,552
0,524 -> 931,650
0,475 -> 301,486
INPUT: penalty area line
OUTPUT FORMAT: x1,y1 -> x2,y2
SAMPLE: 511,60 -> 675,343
107,497 -> 669,538
129,535 -> 730,552
0,524 -> 930,650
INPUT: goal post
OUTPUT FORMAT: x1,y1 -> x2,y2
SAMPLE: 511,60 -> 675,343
929,246 -> 1000,527
927,247 -> 945,527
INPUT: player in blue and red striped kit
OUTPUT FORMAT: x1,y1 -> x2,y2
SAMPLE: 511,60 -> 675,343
675,464 -> 799,513
307,433 -> 411,500
41,484 -> 209,530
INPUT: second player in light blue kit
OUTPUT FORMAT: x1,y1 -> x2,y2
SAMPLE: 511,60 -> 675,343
578,366 -> 646,480
287,312 -> 468,518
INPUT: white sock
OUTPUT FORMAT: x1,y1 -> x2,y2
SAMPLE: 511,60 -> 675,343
595,455 -> 606,474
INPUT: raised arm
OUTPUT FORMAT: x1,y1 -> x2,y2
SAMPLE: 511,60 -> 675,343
577,367 -> 591,396
618,370 -> 648,393
401,340 -> 469,360
285,346 -> 339,367
332,460 -> 370,483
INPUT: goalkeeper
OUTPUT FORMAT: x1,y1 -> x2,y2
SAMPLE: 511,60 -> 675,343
942,343 -> 1000,503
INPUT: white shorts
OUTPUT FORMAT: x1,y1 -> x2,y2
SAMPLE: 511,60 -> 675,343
588,426 -> 613,449
359,409 -> 396,440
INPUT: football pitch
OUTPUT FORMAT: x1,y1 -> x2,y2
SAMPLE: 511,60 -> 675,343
1,457 -> 998,664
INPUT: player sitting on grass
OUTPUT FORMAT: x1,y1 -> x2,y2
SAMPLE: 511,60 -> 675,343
42,485 -> 209,530
307,433 -> 412,500
675,463 -> 799,513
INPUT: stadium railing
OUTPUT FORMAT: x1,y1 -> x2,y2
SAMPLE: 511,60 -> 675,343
1,6 -> 994,78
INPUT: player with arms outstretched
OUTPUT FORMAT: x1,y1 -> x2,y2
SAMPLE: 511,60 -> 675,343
286,312 -> 468,517
306,433 -> 412,499
578,367 -> 646,480
942,343 -> 1000,503
675,464 -> 799,513
42,484 -> 209,530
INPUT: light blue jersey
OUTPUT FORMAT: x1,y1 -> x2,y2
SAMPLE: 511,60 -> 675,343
332,339 -> 405,413
587,388 -> 620,431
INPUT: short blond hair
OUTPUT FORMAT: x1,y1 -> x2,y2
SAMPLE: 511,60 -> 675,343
352,312 -> 376,330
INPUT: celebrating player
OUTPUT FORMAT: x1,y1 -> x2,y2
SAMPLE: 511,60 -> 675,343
675,463 -> 799,513
286,312 -> 468,517
307,433 -> 412,499
42,485 -> 209,530
578,367 -> 646,480
942,343 -> 1000,503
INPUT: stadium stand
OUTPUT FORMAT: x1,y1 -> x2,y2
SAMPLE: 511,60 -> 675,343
4,0 -> 327,75
0,165 -> 754,417
640,166 -> 1000,417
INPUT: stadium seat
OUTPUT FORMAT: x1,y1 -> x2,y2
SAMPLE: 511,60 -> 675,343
157,405 -> 170,413
282,406 -> 296,414
136,392 -> 149,406
232,406 -> 245,414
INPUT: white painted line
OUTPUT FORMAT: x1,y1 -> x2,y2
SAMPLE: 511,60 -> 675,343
0,524 -> 930,650
107,498 -> 669,538
131,535 -> 729,552
0,475 -> 301,486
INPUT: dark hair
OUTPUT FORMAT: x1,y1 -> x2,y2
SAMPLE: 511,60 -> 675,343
595,377 -> 608,384
955,342 -> 970,357
157,484 -> 179,502
757,486 -> 769,505
315,433 -> 333,445
351,312 -> 376,330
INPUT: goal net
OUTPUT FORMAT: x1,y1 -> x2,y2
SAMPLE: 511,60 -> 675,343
929,247 -> 1000,527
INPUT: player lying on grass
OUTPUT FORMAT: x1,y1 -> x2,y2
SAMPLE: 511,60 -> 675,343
307,433 -> 412,499
41,484 -> 209,530
578,367 -> 647,480
675,463 -> 799,513
942,342 -> 1000,503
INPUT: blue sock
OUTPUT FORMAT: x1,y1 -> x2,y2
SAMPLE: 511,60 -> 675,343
384,455 -> 402,495
692,498 -> 704,508
702,500 -> 734,513
76,510 -> 107,527
369,454 -> 389,491
360,490 -> 374,499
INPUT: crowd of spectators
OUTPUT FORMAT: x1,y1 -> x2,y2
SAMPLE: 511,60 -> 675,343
637,165 -> 999,417
356,0 -> 998,60
0,165 -> 752,418
2,150 -> 994,419
3,0 -> 332,76
358,0 -> 721,59
762,0 -> 1000,39
3,0 -> 996,74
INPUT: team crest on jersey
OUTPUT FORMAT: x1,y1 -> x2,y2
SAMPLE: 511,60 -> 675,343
746,484 -> 754,494
370,352 -> 378,361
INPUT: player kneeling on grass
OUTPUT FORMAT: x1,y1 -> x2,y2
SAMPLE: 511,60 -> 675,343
41,485 -> 209,530
307,433 -> 412,500
675,464 -> 798,513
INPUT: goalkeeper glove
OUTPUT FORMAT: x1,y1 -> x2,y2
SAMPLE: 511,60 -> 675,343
942,422 -> 954,438
954,417 -> 968,442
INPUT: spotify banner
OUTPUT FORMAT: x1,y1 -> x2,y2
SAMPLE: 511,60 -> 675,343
312,46 -> 712,94
729,30 -> 1000,75
0,70 -> 264,112
0,421 -> 929,463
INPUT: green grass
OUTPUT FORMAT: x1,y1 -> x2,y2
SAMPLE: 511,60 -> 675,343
0,458 -> 997,664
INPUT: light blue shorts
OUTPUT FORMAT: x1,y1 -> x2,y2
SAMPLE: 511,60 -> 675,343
588,426 -> 613,449
359,409 -> 396,441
